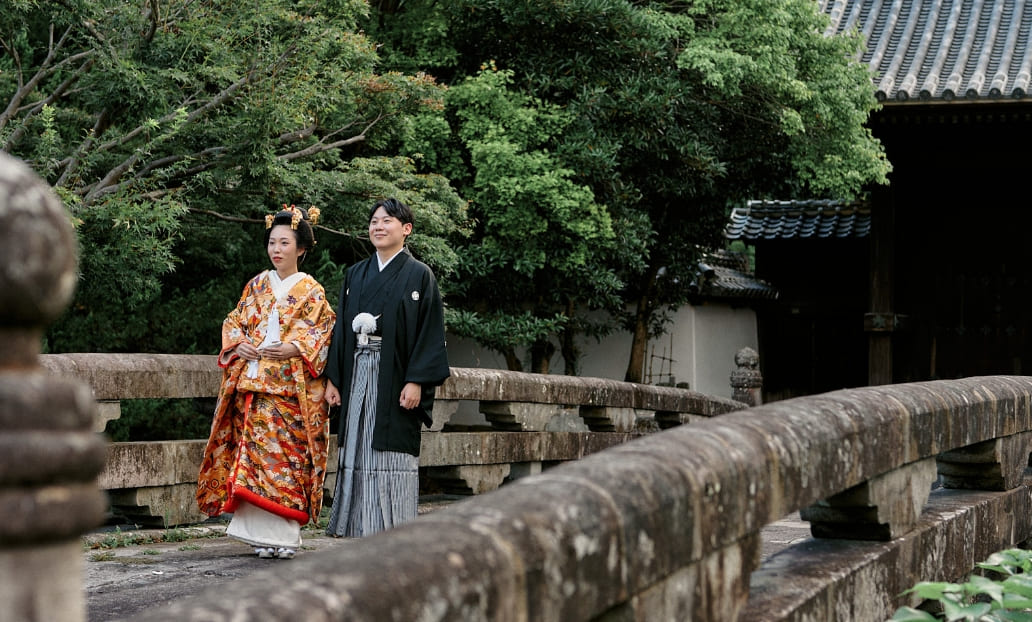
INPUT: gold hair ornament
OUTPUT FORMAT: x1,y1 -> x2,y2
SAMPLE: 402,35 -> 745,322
279,204 -> 299,230
266,203 -> 317,231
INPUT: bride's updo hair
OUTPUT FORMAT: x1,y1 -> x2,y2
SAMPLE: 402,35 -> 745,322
265,204 -> 319,258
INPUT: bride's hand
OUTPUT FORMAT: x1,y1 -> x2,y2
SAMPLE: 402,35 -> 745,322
259,342 -> 300,360
235,342 -> 260,361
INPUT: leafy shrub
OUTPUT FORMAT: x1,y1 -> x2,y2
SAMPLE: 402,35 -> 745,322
104,399 -> 214,442
890,548 -> 1032,621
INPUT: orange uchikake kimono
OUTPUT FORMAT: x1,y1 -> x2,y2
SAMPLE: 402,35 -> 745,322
196,270 -> 335,524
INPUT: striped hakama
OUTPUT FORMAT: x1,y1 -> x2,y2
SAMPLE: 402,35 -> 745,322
326,338 -> 419,537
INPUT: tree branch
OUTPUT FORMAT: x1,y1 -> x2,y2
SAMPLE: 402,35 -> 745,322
183,43 -> 300,125
134,146 -> 228,179
144,0 -> 160,44
0,24 -> 77,131
4,57 -> 95,152
186,208 -> 360,239
277,113 -> 383,161
88,43 -> 295,162
80,147 -> 226,202
81,145 -> 231,202
0,37 -> 22,88
83,151 -> 143,202
278,134 -> 367,161
81,74 -> 256,198
277,125 -> 317,144
80,42 -> 306,201
56,108 -> 110,188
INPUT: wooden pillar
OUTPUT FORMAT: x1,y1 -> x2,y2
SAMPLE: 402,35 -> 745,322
866,186 -> 896,386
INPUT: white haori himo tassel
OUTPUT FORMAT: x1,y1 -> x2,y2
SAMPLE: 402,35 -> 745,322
352,312 -> 379,345
247,307 -> 283,378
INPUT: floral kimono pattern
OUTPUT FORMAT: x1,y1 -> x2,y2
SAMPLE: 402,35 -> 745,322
197,271 -> 335,524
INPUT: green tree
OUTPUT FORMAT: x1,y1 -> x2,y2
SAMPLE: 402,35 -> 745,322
2,0 -> 468,353
405,65 -> 620,373
368,0 -> 889,380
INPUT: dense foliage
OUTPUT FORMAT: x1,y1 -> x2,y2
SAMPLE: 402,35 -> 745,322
2,0 -> 468,353
366,0 -> 890,378
5,0 -> 889,383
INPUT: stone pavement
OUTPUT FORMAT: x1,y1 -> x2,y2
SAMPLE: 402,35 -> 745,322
83,522 -> 353,622
83,502 -> 812,622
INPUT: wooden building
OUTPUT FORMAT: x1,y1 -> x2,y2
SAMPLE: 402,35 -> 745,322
725,0 -> 1032,401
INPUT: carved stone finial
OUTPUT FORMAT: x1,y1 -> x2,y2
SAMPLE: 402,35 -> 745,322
0,153 -> 105,622
734,347 -> 759,370
0,153 -> 78,366
730,347 -> 763,407
0,153 -> 78,322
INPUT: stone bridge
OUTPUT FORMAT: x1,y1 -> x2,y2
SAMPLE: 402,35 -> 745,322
33,352 -> 1032,622
6,145 -> 1032,622
39,353 -> 745,527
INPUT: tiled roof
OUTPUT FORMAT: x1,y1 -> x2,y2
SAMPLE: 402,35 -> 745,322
821,0 -> 1032,103
724,200 -> 871,241
692,250 -> 779,301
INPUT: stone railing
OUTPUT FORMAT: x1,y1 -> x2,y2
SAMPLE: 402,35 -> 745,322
40,353 -> 745,526
9,143 -> 1031,620
130,375 -> 1032,622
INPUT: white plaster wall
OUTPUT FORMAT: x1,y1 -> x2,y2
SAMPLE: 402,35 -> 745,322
677,304 -> 758,398
576,323 -> 635,380
445,302 -> 759,403
443,335 -> 509,426
446,314 -> 635,380
575,304 -> 757,398
445,335 -> 511,371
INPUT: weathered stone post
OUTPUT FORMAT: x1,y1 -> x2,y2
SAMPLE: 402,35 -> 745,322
0,153 -> 107,622
730,346 -> 763,406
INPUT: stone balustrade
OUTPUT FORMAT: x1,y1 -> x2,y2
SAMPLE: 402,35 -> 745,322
120,375 -> 1032,622
18,137 -> 994,622
40,353 -> 745,526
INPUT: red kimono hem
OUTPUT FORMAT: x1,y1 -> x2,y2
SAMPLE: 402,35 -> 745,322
225,486 -> 310,524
